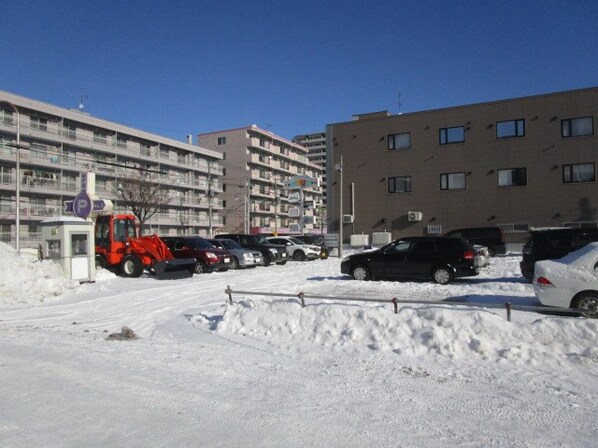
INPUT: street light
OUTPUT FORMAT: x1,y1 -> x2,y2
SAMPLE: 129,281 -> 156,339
1,101 -> 21,253
335,155 -> 343,258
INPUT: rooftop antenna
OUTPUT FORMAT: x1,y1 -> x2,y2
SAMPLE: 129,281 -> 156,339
78,94 -> 88,113
397,92 -> 402,115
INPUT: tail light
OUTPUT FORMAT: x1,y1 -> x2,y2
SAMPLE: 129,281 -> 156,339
463,250 -> 475,260
535,276 -> 555,287
205,252 -> 219,261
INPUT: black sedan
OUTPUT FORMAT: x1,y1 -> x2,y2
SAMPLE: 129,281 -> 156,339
340,237 -> 480,284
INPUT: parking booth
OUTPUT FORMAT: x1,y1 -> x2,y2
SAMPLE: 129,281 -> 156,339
41,217 -> 96,282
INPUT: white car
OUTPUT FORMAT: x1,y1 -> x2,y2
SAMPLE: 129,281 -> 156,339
533,242 -> 598,317
266,236 -> 321,261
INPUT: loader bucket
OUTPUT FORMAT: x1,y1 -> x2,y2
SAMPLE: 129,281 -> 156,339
152,258 -> 195,279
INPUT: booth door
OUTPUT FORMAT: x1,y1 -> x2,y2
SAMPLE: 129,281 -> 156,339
71,233 -> 89,280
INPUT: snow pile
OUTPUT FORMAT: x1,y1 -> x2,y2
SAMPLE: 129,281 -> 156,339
0,242 -> 80,308
215,299 -> 598,365
536,242 -> 598,283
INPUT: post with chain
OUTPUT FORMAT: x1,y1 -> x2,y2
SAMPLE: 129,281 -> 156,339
391,298 -> 398,314
505,302 -> 512,322
225,285 -> 233,305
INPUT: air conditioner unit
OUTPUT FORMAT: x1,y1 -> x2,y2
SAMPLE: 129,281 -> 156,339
303,216 -> 317,225
289,223 -> 301,233
408,211 -> 423,222
343,214 -> 354,223
289,207 -> 300,217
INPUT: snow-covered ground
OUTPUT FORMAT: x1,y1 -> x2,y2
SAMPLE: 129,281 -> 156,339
1,242 -> 596,447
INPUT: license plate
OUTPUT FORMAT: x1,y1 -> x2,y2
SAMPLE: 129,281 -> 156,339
224,258 -> 230,263
282,253 -> 287,257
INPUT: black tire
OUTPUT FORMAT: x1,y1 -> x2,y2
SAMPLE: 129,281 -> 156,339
276,260 -> 288,265
120,254 -> 144,278
293,250 -> 306,261
263,253 -> 272,266
351,264 -> 370,281
95,255 -> 107,270
230,256 -> 240,269
432,266 -> 453,285
572,292 -> 598,318
194,260 -> 207,274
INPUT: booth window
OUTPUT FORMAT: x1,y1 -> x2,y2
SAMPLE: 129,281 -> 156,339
47,240 -> 61,258
72,234 -> 88,256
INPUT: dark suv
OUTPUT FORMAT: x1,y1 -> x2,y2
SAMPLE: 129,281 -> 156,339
444,226 -> 506,256
162,236 -> 232,274
215,234 -> 288,266
520,227 -> 598,281
341,236 -> 480,284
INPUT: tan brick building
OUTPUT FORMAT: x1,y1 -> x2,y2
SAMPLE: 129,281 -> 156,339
326,87 -> 598,244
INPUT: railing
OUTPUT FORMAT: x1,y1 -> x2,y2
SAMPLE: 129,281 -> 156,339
223,288 -> 584,322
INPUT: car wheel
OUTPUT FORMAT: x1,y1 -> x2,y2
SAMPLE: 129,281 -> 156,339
432,266 -> 453,285
572,292 -> 598,318
120,254 -> 144,278
263,253 -> 272,266
194,260 -> 207,274
230,256 -> 240,269
351,264 -> 370,281
293,250 -> 306,261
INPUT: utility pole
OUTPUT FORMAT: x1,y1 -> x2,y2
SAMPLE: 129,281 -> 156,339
335,156 -> 343,258
273,175 -> 278,235
1,101 -> 21,252
207,160 -> 213,238
245,178 -> 251,233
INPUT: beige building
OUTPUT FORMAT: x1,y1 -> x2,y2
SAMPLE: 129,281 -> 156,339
326,87 -> 598,243
198,125 -> 323,234
0,90 -> 224,249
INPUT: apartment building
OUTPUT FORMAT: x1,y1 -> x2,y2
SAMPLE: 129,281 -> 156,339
198,125 -> 323,234
0,90 -> 224,248
292,131 -> 328,208
326,87 -> 598,243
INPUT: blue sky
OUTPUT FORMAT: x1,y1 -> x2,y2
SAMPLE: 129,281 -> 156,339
2,0 -> 597,141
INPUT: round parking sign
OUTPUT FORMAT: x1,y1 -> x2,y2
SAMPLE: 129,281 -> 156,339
73,192 -> 93,219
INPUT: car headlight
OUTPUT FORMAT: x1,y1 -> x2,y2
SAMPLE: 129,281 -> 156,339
342,257 -> 351,262
268,248 -> 277,254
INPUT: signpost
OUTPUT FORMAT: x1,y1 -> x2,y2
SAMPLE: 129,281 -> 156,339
63,172 -> 113,221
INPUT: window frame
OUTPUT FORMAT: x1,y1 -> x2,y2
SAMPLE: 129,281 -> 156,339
496,119 -> 525,139
562,162 -> 595,184
497,167 -> 527,187
217,136 -> 227,145
439,126 -> 465,145
561,116 -> 594,138
440,172 -> 466,190
387,132 -> 411,150
387,175 -> 412,193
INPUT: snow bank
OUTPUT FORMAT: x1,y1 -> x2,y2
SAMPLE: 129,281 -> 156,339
0,242 -> 80,308
215,299 -> 598,365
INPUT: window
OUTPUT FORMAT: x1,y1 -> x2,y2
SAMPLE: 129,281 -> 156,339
388,133 -> 411,150
440,172 -> 466,190
94,131 -> 108,144
30,116 -> 47,131
388,176 -> 412,193
65,124 -> 76,141
561,117 -> 593,138
497,119 -> 525,138
217,137 -> 227,145
498,168 -> 527,187
439,126 -> 464,145
562,163 -> 595,183
1,109 -> 13,125
499,223 -> 529,233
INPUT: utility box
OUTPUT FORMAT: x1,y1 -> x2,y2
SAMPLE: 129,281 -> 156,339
372,232 -> 392,247
350,234 -> 370,248
41,217 -> 96,282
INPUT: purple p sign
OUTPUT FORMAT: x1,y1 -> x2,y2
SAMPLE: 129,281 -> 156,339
73,192 -> 93,219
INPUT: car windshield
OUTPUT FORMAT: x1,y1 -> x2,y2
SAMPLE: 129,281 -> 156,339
186,238 -> 214,249
288,237 -> 306,245
220,239 -> 241,250
254,236 -> 268,244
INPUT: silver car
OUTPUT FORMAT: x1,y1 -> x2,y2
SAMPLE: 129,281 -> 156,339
207,238 -> 263,269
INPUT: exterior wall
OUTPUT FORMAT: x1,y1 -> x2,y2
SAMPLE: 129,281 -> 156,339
0,90 -> 224,248
293,132 -> 327,210
199,125 -> 323,234
327,88 -> 598,244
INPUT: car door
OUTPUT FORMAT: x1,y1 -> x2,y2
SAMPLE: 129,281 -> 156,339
368,239 -> 412,278
404,239 -> 440,279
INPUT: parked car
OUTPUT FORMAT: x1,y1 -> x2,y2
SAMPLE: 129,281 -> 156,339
215,234 -> 288,266
206,238 -> 263,269
296,234 -> 330,259
533,242 -> 598,317
520,227 -> 598,281
340,236 -> 480,284
444,226 -> 506,256
266,236 -> 321,261
161,236 -> 232,274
